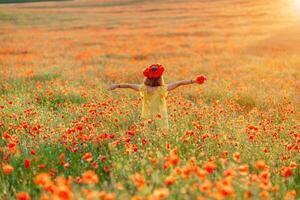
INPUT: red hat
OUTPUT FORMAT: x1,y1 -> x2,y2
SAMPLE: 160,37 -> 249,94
143,64 -> 165,79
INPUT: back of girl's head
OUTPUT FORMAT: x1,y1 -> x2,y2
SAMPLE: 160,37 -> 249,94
144,77 -> 163,87
143,63 -> 165,87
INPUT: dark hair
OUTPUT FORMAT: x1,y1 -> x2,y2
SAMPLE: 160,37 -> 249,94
144,77 -> 163,87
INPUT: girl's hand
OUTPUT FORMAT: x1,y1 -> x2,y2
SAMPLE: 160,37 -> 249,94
195,75 -> 207,84
108,84 -> 118,91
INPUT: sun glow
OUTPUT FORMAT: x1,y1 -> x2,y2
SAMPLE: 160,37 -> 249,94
296,0 -> 300,8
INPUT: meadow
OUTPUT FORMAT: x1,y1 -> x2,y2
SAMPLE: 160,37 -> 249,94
0,0 -> 299,199
0,0 -> 66,4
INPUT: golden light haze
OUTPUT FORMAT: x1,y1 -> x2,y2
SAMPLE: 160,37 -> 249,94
0,0 -> 299,199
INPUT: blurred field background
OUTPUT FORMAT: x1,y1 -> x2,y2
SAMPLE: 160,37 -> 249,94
0,0 -> 299,199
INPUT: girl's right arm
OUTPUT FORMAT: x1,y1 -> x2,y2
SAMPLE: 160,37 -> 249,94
108,84 -> 140,91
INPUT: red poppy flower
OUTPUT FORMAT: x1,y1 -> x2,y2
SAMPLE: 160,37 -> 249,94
131,173 -> 145,191
59,153 -> 65,160
289,162 -> 297,169
233,152 -> 240,162
8,143 -> 16,149
38,164 -> 46,169
82,152 -> 93,162
164,176 -> 176,186
195,75 -> 207,84
24,159 -> 31,169
17,192 -> 31,200
2,164 -> 14,174
143,64 -> 165,78
281,166 -> 292,177
204,161 -> 217,173
31,150 -> 36,155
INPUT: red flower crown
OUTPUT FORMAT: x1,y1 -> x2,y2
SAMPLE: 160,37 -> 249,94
143,64 -> 165,79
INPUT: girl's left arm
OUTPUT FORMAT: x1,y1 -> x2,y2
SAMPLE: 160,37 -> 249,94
108,84 -> 140,91
167,79 -> 195,91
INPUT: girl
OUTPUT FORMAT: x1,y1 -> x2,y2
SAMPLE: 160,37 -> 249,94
108,64 -> 207,130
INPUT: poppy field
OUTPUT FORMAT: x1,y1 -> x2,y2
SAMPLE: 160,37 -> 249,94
0,0 -> 299,199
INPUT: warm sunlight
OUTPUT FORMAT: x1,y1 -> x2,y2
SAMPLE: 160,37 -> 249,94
296,0 -> 300,8
0,0 -> 299,199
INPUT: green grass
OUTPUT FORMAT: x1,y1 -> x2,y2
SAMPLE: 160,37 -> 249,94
27,73 -> 60,82
36,93 -> 86,110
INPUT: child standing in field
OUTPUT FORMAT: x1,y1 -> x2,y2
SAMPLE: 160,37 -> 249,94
108,64 -> 207,130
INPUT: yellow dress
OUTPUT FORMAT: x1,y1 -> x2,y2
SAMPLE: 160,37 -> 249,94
139,84 -> 169,129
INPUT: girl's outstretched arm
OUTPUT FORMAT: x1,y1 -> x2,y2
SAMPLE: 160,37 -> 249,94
167,79 -> 195,91
108,84 -> 140,91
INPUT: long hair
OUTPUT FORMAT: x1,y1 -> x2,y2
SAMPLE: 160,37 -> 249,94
144,76 -> 164,87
